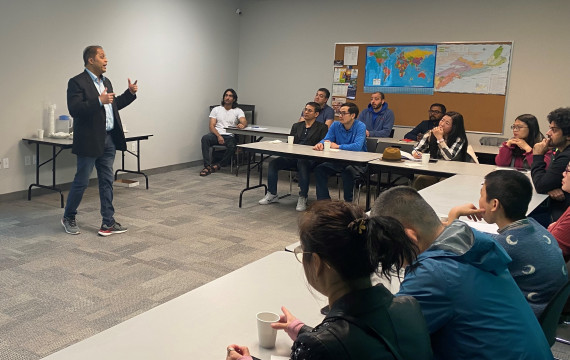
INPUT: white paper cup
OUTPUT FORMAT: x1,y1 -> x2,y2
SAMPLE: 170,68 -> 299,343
421,153 -> 430,165
287,135 -> 294,145
256,311 -> 280,348
37,129 -> 44,139
324,140 -> 331,151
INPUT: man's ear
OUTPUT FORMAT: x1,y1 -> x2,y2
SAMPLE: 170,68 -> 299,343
489,199 -> 500,213
404,228 -> 419,245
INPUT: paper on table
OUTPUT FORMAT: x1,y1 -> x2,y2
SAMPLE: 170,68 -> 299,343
245,126 -> 268,131
269,140 -> 282,144
464,219 -> 499,234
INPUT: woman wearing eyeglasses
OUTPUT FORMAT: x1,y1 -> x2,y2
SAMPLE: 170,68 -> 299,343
548,161 -> 570,261
495,114 -> 551,169
226,201 -> 432,360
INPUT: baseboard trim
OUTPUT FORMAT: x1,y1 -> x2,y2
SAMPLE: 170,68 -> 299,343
0,161 -> 203,202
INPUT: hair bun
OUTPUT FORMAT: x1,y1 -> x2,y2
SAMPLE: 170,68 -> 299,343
348,217 -> 368,236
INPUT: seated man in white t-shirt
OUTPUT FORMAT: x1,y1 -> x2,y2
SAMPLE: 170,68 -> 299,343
200,88 -> 247,176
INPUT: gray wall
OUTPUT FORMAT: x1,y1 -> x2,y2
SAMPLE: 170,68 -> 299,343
237,0 -> 570,143
1,0 -> 569,196
0,0 -> 241,195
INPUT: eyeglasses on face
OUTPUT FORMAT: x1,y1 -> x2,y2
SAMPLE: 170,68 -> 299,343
339,112 -> 351,117
428,109 -> 442,114
564,165 -> 570,174
285,245 -> 311,263
510,125 -> 528,130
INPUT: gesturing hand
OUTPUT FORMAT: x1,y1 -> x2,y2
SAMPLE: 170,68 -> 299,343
100,87 -> 115,104
271,306 -> 297,331
128,78 -> 138,94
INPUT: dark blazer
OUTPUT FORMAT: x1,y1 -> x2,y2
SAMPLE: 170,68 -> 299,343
67,70 -> 136,157
290,121 -> 328,146
292,285 -> 433,360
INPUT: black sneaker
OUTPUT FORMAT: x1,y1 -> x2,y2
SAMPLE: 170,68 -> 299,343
61,216 -> 80,235
98,222 -> 128,236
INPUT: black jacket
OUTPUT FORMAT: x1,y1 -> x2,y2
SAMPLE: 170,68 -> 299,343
531,145 -> 570,220
67,70 -> 136,157
291,285 -> 432,360
290,121 -> 328,146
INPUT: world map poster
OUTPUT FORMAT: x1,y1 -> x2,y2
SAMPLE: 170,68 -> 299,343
434,43 -> 512,95
365,45 -> 437,91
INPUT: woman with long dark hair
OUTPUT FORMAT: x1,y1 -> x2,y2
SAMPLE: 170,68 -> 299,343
412,111 -> 468,162
226,201 -> 432,360
495,114 -> 551,169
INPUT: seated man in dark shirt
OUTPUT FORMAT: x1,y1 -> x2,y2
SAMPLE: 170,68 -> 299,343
259,102 -> 328,211
404,103 -> 446,141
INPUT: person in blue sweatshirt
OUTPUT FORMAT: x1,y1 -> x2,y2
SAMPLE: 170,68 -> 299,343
357,91 -> 395,138
313,102 -> 366,202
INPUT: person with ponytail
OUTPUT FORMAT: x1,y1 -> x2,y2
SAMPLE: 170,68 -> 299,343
226,200 -> 432,360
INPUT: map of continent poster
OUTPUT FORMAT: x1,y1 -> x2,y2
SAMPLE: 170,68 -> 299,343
434,43 -> 511,94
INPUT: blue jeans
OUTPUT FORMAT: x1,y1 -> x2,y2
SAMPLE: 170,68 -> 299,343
314,162 -> 364,202
64,134 -> 116,226
267,157 -> 312,197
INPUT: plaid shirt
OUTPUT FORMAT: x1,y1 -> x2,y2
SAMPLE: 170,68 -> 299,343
413,133 -> 465,160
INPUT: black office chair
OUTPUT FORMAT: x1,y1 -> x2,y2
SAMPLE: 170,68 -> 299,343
539,281 -> 570,347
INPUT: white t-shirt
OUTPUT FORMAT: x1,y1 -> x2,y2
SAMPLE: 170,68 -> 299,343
209,106 -> 245,136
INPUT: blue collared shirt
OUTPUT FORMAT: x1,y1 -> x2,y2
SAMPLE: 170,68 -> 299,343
85,68 -> 114,131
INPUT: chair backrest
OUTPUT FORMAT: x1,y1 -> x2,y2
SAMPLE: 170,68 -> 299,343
539,281 -> 570,346
366,138 -> 379,153
479,136 -> 507,146
466,145 -> 479,164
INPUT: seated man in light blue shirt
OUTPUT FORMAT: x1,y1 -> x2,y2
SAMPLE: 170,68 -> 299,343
313,102 -> 367,202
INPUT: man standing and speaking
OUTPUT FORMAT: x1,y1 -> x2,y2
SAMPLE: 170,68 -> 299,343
61,45 -> 138,236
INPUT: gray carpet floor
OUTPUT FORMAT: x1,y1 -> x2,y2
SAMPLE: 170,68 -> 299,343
1,164 -> 569,359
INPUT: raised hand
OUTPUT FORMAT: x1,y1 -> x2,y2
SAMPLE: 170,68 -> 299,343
128,78 -> 138,94
100,87 -> 115,104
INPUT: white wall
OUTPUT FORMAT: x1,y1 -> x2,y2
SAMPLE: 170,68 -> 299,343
237,0 -> 570,143
0,0 -> 241,196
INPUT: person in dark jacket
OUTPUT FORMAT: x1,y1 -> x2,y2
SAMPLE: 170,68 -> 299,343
227,201 -> 433,360
62,45 -> 137,236
532,107 -> 570,222
404,103 -> 446,141
258,102 -> 328,211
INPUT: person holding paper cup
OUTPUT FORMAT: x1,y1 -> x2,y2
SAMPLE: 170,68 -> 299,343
227,201 -> 432,360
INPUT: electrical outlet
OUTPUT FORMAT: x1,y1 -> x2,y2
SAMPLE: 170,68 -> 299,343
32,155 -> 36,164
25,156 -> 31,166
2,158 -> 8,169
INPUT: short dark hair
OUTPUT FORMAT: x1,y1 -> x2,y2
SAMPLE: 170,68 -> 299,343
341,102 -> 359,118
317,88 -> 330,99
372,91 -> 385,100
220,88 -> 238,109
372,186 -> 441,238
83,45 -> 102,66
484,170 -> 532,221
299,201 -> 417,281
430,103 -> 446,114
305,102 -> 321,114
547,107 -> 570,136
